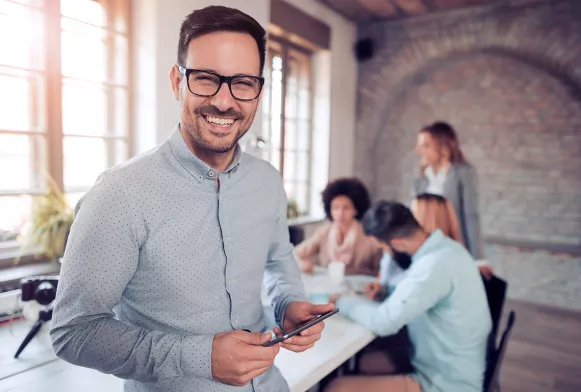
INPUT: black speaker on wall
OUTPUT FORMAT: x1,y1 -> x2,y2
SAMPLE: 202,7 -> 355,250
354,37 -> 374,62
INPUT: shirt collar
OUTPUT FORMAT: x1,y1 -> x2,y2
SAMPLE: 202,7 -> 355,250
425,164 -> 450,180
168,124 -> 242,182
412,229 -> 445,263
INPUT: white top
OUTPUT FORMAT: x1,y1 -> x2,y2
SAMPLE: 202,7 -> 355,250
424,165 -> 449,195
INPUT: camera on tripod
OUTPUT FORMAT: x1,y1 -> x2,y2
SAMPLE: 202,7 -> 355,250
20,275 -> 59,305
13,275 -> 59,359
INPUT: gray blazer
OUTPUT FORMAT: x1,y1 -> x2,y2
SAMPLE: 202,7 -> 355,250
414,163 -> 484,259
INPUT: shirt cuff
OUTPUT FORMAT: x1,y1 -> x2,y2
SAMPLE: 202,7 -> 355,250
276,295 -> 307,328
181,334 -> 214,380
336,296 -> 367,320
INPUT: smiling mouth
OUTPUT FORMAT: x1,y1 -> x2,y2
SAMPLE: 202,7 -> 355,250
203,115 -> 237,128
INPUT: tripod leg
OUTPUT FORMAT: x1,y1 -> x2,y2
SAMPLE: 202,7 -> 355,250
14,319 -> 44,358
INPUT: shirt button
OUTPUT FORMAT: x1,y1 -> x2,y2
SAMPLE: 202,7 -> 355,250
208,171 -> 215,177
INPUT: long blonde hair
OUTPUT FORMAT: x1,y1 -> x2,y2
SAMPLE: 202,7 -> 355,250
411,193 -> 463,244
419,122 -> 468,174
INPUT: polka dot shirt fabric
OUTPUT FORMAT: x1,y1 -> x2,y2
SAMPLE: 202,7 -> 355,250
50,126 -> 306,392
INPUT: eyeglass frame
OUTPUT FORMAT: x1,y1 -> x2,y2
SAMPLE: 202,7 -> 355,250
177,65 -> 265,102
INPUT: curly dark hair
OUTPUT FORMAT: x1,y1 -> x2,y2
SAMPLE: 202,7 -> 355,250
322,177 -> 371,221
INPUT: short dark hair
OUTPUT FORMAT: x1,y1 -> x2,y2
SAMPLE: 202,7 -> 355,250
177,6 -> 267,75
363,201 -> 422,243
322,178 -> 371,221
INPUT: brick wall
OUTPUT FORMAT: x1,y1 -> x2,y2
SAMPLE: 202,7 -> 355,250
354,0 -> 581,248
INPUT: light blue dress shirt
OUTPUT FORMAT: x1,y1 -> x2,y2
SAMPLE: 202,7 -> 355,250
51,126 -> 306,392
377,252 -> 407,292
337,230 -> 491,392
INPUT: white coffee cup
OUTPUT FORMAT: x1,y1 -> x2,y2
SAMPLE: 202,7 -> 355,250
328,261 -> 345,285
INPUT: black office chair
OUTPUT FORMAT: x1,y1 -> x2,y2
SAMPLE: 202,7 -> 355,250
484,311 -> 516,392
482,274 -> 508,342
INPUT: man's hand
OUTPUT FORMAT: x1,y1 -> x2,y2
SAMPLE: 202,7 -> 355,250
329,293 -> 341,305
211,331 -> 280,386
299,260 -> 315,274
363,282 -> 388,301
276,302 -> 335,352
478,265 -> 494,280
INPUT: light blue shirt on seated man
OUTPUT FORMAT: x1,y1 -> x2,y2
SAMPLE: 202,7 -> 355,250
50,127 -> 306,392
337,229 -> 491,392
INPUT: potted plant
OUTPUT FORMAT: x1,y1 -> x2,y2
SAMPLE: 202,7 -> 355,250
287,198 -> 300,220
287,199 -> 304,245
18,174 -> 74,264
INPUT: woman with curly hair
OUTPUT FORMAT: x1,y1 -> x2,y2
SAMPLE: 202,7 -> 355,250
294,177 -> 382,276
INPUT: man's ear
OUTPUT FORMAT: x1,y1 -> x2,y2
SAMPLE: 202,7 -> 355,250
390,238 -> 406,253
169,65 -> 182,101
377,241 -> 393,255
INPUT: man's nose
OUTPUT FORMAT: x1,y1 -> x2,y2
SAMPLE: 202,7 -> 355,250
210,82 -> 236,112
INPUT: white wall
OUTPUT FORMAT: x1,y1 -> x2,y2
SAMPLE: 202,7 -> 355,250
131,0 -> 358,217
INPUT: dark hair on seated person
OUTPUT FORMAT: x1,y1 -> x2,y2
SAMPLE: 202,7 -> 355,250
363,200 -> 422,243
322,177 -> 371,221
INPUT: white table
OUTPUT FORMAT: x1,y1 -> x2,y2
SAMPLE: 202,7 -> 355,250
0,270 -> 375,392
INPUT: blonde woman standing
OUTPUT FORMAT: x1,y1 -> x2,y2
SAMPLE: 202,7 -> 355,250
414,122 -> 484,259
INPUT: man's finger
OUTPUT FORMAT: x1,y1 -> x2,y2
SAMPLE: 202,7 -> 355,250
284,332 -> 321,346
281,342 -> 316,353
298,320 -> 325,337
307,303 -> 335,315
239,331 -> 273,346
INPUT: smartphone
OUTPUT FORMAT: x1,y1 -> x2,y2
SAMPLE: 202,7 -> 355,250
261,308 -> 339,347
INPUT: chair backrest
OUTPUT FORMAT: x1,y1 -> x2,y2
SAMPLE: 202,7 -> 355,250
484,311 -> 516,392
482,275 -> 508,340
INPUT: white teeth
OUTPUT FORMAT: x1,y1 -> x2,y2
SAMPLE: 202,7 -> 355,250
206,116 -> 235,126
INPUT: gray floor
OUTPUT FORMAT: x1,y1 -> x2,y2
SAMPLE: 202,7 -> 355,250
485,244 -> 581,311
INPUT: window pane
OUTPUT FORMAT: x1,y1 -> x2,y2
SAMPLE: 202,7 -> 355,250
298,87 -> 310,121
285,119 -> 296,151
284,182 -> 296,202
270,148 -> 280,172
113,35 -> 128,85
61,30 -> 106,82
63,136 -> 107,189
0,195 -> 32,245
61,0 -> 106,27
283,150 -> 297,181
1,70 -> 44,133
285,66 -> 297,120
0,1 -> 44,70
296,152 -> 310,182
295,182 -> 309,214
113,87 -> 129,137
0,74 -> 31,131
62,82 -> 107,135
114,139 -> 128,165
297,119 -> 310,152
0,133 -> 44,191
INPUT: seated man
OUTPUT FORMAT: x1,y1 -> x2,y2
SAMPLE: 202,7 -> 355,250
327,201 -> 492,392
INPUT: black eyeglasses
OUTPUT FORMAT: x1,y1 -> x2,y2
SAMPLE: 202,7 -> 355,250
178,66 -> 264,101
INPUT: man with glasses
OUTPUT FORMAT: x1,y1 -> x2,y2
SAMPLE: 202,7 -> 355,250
51,6 -> 333,392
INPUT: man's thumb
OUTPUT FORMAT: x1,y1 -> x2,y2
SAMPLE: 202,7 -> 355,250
244,331 -> 272,345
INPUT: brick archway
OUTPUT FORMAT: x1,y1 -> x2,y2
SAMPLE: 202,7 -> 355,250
354,0 -> 581,246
